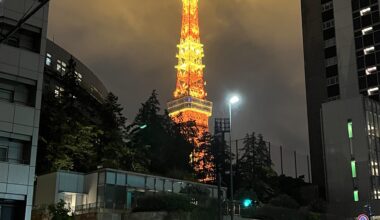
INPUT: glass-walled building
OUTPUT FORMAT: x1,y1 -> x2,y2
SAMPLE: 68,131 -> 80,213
34,169 -> 225,220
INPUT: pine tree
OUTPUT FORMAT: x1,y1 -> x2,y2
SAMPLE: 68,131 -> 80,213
236,133 -> 276,202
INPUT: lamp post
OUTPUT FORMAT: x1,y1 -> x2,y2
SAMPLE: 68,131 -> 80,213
228,95 -> 239,220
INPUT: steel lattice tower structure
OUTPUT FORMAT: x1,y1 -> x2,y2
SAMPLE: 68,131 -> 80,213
167,0 -> 213,176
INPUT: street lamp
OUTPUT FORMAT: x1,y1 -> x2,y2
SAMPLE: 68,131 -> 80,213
228,95 -> 239,220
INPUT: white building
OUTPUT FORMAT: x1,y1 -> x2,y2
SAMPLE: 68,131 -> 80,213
0,0 -> 49,219
35,169 -> 226,220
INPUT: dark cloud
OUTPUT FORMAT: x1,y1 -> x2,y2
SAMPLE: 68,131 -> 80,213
48,0 -> 308,153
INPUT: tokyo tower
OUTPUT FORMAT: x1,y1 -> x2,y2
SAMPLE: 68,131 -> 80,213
167,0 -> 213,176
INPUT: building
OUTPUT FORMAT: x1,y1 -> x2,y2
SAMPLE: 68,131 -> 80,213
301,0 -> 380,216
322,96 -> 380,217
44,39 -> 108,104
34,169 -> 226,220
167,0 -> 213,178
0,0 -> 49,219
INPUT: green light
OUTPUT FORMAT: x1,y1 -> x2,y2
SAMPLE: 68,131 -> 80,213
354,190 -> 359,202
242,199 -> 253,208
348,121 -> 353,139
351,160 -> 357,178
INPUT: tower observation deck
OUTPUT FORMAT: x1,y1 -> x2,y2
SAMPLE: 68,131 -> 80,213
167,0 -> 212,135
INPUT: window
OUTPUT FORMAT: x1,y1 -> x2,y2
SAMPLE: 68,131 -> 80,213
106,172 -> 116,185
368,87 -> 379,95
324,38 -> 336,48
321,2 -> 333,12
56,60 -> 67,74
0,21 -> 42,53
348,120 -> 354,139
362,27 -> 373,35
327,76 -> 339,86
323,20 -> 335,30
360,7 -> 371,16
364,46 -> 375,55
354,190 -> 359,202
366,66 -> 377,75
0,146 -> 7,162
46,53 -> 52,66
0,88 -> 13,102
325,57 -> 337,67
351,160 -> 357,178
54,86 -> 64,98
75,71 -> 83,83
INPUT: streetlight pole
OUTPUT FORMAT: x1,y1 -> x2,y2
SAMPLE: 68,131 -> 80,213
229,102 -> 234,220
228,95 -> 239,220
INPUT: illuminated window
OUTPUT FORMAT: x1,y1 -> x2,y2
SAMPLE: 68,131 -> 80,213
348,120 -> 353,139
46,53 -> 52,66
360,7 -> 371,16
54,86 -> 64,98
366,66 -> 377,75
354,190 -> 359,202
368,87 -> 379,96
364,46 -> 375,55
362,27 -> 373,35
351,160 -> 357,178
57,60 -> 66,74
75,71 -> 83,82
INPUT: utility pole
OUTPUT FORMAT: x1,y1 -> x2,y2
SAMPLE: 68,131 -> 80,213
280,146 -> 284,175
0,0 -> 50,44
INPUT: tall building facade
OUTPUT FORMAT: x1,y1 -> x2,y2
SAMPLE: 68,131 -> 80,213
0,0 -> 49,219
167,0 -> 212,174
302,0 -> 380,216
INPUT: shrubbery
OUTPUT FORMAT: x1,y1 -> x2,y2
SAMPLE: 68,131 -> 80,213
133,193 -> 195,212
269,194 -> 300,209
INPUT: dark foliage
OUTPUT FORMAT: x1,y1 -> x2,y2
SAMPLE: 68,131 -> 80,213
133,193 -> 195,212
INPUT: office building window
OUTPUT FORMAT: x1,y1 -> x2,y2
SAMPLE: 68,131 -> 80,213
54,86 -> 64,98
364,46 -> 375,55
362,27 -> 373,35
57,60 -> 67,74
351,160 -> 357,178
0,88 -> 13,102
0,146 -> 7,162
46,53 -> 52,66
348,120 -> 354,139
360,7 -> 371,16
75,71 -> 82,82
368,87 -> 379,95
354,190 -> 359,202
366,66 -> 377,75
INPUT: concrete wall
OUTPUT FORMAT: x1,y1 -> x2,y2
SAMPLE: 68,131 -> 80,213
34,173 -> 57,207
333,0 -> 359,99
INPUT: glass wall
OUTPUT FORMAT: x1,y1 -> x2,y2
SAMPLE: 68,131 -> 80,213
96,170 -> 221,210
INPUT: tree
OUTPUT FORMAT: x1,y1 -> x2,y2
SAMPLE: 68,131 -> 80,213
48,199 -> 72,220
130,90 -> 194,177
193,132 -> 215,182
236,133 -> 276,202
46,122 -> 102,172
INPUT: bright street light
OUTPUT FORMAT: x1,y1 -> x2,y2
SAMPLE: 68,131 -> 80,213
229,96 -> 240,105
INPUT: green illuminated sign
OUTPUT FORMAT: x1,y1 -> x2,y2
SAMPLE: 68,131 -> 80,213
351,160 -> 357,178
354,190 -> 359,202
348,121 -> 353,139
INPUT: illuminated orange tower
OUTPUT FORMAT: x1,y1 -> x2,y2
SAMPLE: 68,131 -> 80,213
167,0 -> 213,176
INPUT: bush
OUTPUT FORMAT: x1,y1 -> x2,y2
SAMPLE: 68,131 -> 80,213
269,194 -> 300,209
133,193 -> 195,212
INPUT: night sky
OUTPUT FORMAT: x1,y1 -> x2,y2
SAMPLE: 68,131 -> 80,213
47,0 -> 308,160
